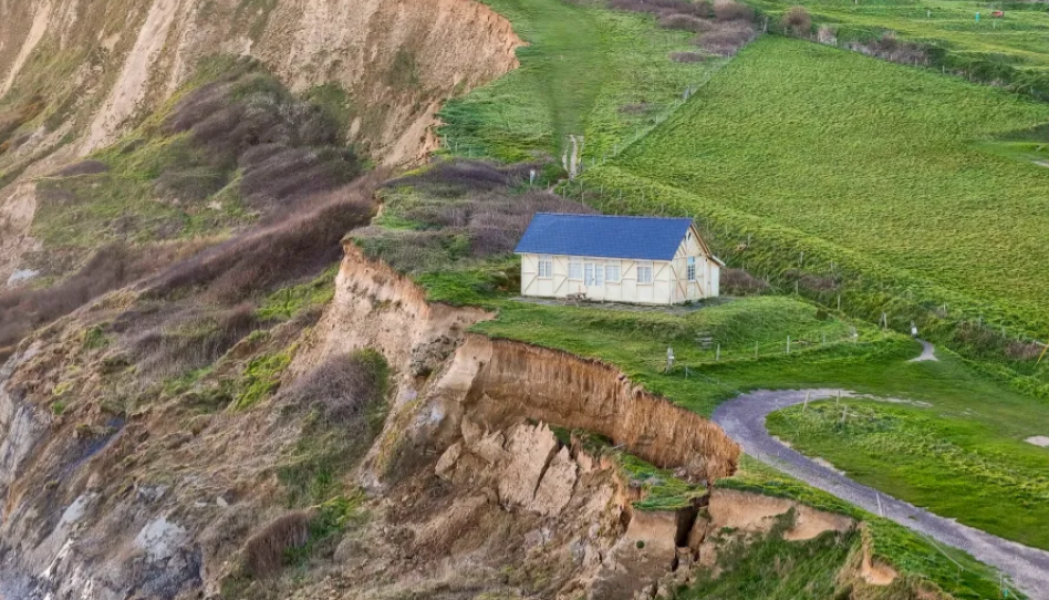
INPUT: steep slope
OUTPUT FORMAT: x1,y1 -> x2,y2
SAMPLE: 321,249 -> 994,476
0,0 -> 522,284
0,230 -> 741,599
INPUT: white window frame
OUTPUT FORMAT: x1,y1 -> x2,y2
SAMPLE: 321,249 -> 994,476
537,255 -> 553,279
568,257 -> 583,281
606,261 -> 621,283
687,256 -> 697,282
584,261 -> 604,287
637,261 -> 653,285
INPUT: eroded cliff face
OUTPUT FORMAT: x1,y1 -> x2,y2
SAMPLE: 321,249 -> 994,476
0,0 -> 520,162
0,239 -> 741,599
0,0 -> 522,283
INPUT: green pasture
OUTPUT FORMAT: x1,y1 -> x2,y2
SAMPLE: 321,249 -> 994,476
440,0 -> 724,161
755,0 -> 1049,68
610,36 -> 1049,338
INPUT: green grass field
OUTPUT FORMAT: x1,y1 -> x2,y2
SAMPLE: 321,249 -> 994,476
766,349 -> 1049,551
608,36 -> 1049,336
440,0 -> 725,161
755,0 -> 1049,73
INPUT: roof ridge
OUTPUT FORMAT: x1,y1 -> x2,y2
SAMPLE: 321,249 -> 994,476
534,212 -> 693,221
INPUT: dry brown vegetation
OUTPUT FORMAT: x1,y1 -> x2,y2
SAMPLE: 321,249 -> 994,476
781,6 -> 812,37
609,0 -> 756,57
720,268 -> 770,296
0,243 -> 196,354
846,32 -> 930,66
355,159 -> 590,274
244,510 -> 314,578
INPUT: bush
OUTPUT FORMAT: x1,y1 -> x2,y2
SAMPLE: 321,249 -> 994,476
360,160 -> 592,275
610,0 -> 710,18
720,268 -> 770,296
0,242 -> 186,350
659,14 -> 715,32
278,350 -> 389,428
712,0 -> 753,22
145,175 -> 378,302
243,510 -> 313,578
696,21 -> 756,56
781,6 -> 812,37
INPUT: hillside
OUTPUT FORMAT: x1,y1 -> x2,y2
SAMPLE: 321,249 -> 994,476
2,0 -> 1049,599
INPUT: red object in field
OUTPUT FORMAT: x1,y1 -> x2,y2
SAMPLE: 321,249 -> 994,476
992,10 -> 1004,17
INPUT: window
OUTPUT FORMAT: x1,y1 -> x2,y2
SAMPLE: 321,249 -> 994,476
538,255 -> 553,279
583,262 -> 604,286
637,261 -> 653,284
568,257 -> 583,280
687,256 -> 697,282
606,261 -> 621,283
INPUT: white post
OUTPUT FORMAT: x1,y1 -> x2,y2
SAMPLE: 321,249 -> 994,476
803,391 -> 810,412
716,344 -> 721,362
876,493 -> 884,517
786,336 -> 791,354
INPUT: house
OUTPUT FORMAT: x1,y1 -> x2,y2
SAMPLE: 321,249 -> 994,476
514,213 -> 724,305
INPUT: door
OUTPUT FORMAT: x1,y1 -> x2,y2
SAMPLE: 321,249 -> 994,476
584,260 -> 605,300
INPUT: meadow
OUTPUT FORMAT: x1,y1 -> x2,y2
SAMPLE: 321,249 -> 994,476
439,0 -> 726,161
754,0 -> 1049,91
602,36 -> 1049,341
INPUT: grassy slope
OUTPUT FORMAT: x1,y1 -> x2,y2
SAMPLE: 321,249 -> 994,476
766,350 -> 1049,550
614,36 -> 1049,334
440,0 -> 726,161
754,0 -> 1049,68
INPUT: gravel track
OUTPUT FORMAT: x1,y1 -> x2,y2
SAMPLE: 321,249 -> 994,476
713,388 -> 1049,599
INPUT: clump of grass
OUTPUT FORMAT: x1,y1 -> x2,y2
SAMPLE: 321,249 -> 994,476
231,346 -> 296,411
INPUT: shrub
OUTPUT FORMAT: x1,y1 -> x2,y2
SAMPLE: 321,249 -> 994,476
659,14 -> 714,32
712,0 -> 753,22
145,175 -> 378,302
0,242 -> 185,350
696,21 -> 756,56
278,350 -> 389,428
610,0 -> 710,18
243,510 -> 313,578
781,6 -> 812,37
720,268 -> 770,296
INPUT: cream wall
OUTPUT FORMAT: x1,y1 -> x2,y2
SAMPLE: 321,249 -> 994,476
519,226 -> 721,305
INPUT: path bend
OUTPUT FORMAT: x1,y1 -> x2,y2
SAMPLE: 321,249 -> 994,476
712,388 -> 1049,600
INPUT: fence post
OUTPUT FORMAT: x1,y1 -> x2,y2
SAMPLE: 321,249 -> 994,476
716,344 -> 721,362
786,336 -> 791,354
803,391 -> 810,412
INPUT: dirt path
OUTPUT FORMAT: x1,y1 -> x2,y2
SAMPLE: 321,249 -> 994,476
713,387 -> 1049,599
909,338 -> 938,362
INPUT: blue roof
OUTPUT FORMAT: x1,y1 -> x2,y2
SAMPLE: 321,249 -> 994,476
515,213 -> 694,260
